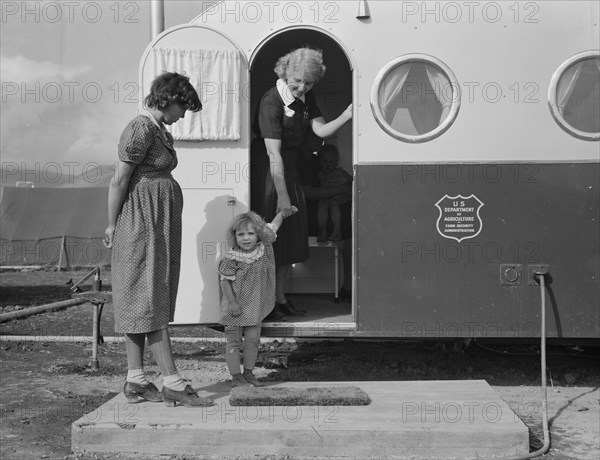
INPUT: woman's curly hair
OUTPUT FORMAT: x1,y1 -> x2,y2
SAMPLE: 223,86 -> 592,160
225,211 -> 270,249
144,72 -> 202,112
274,47 -> 326,82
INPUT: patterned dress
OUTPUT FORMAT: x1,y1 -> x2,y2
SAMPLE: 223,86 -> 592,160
218,225 -> 277,326
250,79 -> 322,265
111,113 -> 183,334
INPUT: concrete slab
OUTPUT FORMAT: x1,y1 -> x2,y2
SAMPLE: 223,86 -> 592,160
72,380 -> 529,459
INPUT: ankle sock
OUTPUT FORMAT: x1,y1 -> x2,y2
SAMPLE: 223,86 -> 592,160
126,368 -> 149,385
163,373 -> 187,391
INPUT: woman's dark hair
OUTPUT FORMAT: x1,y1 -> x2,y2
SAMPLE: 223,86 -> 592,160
144,72 -> 202,112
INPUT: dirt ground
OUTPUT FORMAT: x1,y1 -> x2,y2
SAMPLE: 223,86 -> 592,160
1,269 -> 599,460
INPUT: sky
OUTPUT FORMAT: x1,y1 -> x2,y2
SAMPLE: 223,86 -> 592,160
1,0 -> 212,183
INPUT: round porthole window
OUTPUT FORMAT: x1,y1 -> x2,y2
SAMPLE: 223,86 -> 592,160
370,54 -> 460,143
548,50 -> 600,141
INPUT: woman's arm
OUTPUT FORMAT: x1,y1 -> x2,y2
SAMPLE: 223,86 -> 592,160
310,104 -> 352,139
264,138 -> 295,218
104,160 -> 136,248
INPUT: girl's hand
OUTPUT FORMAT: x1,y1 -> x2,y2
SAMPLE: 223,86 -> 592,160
285,206 -> 298,218
228,301 -> 242,318
104,226 -> 115,249
277,196 -> 294,218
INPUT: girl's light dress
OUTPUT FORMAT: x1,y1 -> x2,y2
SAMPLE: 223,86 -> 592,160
218,224 -> 277,326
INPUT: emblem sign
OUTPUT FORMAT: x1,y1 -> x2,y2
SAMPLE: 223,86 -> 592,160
435,195 -> 484,243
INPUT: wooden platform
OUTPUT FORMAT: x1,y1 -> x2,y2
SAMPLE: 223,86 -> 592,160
72,380 -> 529,459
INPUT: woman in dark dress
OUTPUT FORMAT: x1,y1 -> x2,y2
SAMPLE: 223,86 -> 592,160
251,48 -> 352,320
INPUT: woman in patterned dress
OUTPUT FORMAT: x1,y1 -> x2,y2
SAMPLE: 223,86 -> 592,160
250,47 -> 352,321
218,208 -> 295,387
104,72 -> 212,407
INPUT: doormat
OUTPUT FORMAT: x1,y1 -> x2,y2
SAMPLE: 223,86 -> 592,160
229,385 -> 371,406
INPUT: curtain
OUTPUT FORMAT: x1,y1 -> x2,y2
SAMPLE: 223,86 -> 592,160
152,48 -> 241,141
557,61 -> 583,113
379,63 -> 412,122
425,64 -> 453,123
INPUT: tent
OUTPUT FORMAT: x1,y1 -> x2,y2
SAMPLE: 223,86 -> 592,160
0,187 -> 109,268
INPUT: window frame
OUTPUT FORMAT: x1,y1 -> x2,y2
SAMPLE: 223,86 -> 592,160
370,53 -> 461,143
547,50 -> 600,142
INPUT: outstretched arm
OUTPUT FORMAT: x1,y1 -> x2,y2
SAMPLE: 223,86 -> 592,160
264,138 -> 295,218
310,104 -> 352,139
270,206 -> 298,232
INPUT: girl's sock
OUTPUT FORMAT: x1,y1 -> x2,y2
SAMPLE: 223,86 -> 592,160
126,368 -> 149,385
163,373 -> 187,391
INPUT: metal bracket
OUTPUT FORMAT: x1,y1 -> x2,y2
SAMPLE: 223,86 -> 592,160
500,264 -> 522,286
528,264 -> 550,286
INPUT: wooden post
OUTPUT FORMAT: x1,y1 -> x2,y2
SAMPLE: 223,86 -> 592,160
90,302 -> 100,370
57,236 -> 68,270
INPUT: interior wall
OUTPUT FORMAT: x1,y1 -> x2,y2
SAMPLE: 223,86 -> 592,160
250,29 -> 353,173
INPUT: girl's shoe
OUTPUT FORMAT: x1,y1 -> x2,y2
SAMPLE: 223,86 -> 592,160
123,381 -> 162,403
162,384 -> 214,407
243,372 -> 264,387
231,374 -> 251,388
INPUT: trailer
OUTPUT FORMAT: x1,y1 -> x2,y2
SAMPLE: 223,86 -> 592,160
138,0 -> 599,339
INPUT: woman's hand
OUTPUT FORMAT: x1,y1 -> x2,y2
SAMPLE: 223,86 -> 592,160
277,196 -> 295,218
343,103 -> 353,121
228,301 -> 242,318
104,226 -> 115,249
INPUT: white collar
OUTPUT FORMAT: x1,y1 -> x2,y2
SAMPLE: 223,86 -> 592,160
223,242 -> 265,264
276,78 -> 305,106
140,108 -> 167,133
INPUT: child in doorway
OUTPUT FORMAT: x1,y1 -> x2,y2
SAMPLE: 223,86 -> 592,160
218,208 -> 297,387
316,144 -> 353,242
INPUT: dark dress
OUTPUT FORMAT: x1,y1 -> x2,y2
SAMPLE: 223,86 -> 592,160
250,85 -> 322,265
112,114 -> 183,334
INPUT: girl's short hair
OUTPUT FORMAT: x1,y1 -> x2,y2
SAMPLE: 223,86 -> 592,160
274,48 -> 326,82
225,211 -> 269,249
144,72 -> 202,112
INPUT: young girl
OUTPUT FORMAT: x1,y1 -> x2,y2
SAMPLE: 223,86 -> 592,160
316,144 -> 352,242
218,208 -> 296,387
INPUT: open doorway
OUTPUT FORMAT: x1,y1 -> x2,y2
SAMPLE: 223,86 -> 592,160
250,28 -> 354,326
